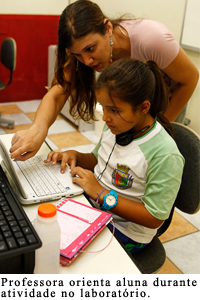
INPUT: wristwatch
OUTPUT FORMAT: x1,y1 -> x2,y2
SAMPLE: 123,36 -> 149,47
100,190 -> 118,211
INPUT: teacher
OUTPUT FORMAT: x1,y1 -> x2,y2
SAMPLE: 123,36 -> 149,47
10,0 -> 199,161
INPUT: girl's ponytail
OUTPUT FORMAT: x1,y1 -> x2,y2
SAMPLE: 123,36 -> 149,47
145,60 -> 173,136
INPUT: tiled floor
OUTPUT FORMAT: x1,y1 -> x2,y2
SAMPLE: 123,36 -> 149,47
0,100 -> 199,274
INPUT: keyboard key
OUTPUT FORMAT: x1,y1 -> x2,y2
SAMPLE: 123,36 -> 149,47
0,183 -> 6,189
12,226 -> 20,233
14,231 -> 23,239
0,241 -> 7,252
17,238 -> 27,247
1,225 -> 9,232
6,215 -> 15,222
3,231 -> 12,238
0,215 -> 4,220
4,193 -> 24,221
23,227 -> 32,235
26,234 -> 37,245
6,237 -> 17,250
2,188 -> 9,194
19,220 -> 28,228
9,220 -> 17,227
4,210 -> 12,217
0,220 -> 7,226
2,206 -> 10,212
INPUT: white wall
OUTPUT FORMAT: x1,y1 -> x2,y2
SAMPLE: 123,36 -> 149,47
0,0 -> 186,40
0,0 -> 69,15
88,0 -> 186,43
184,49 -> 200,134
1,0 -> 199,134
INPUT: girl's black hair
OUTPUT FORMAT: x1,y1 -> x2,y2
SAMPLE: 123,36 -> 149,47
95,58 -> 172,135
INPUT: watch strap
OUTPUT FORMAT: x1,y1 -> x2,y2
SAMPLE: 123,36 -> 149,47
100,189 -> 118,211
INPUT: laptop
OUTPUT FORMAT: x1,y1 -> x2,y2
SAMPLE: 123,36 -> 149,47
0,134 -> 83,205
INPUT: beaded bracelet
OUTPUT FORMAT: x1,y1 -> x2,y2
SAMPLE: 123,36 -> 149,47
95,188 -> 106,203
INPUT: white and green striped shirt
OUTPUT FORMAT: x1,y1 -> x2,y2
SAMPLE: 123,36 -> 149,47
92,121 -> 184,243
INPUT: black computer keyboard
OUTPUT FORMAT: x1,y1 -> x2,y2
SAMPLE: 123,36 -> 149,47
0,165 -> 42,273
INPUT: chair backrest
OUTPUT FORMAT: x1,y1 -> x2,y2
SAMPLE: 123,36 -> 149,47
172,122 -> 200,213
0,37 -> 16,88
1,37 -> 16,71
156,122 -> 200,237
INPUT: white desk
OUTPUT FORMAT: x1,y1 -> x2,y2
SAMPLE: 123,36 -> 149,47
23,195 -> 140,274
1,134 -> 140,274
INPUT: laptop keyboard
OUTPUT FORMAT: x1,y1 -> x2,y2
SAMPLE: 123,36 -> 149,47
0,165 -> 41,259
16,156 -> 67,196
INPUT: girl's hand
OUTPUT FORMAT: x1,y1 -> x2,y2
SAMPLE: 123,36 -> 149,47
44,150 -> 78,173
70,166 -> 103,200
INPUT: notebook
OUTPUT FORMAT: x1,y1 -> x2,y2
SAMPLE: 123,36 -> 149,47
56,198 -> 112,265
60,225 -> 106,267
0,134 -> 83,205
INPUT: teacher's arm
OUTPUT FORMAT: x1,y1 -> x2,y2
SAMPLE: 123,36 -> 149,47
163,46 -> 199,122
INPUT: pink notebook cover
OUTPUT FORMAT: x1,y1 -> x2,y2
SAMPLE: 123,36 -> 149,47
60,224 -> 106,267
56,198 -> 112,259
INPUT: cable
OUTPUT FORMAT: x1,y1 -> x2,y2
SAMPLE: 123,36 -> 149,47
96,142 -> 116,181
79,219 -> 115,254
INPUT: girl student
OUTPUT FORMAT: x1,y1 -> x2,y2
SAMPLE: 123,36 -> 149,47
10,0 -> 198,162
44,58 -> 184,253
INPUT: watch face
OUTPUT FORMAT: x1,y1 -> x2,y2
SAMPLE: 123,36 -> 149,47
106,195 -> 116,206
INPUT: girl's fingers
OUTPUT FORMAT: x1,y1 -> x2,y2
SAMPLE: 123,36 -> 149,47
70,166 -> 84,178
44,151 -> 62,164
60,157 -> 70,173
